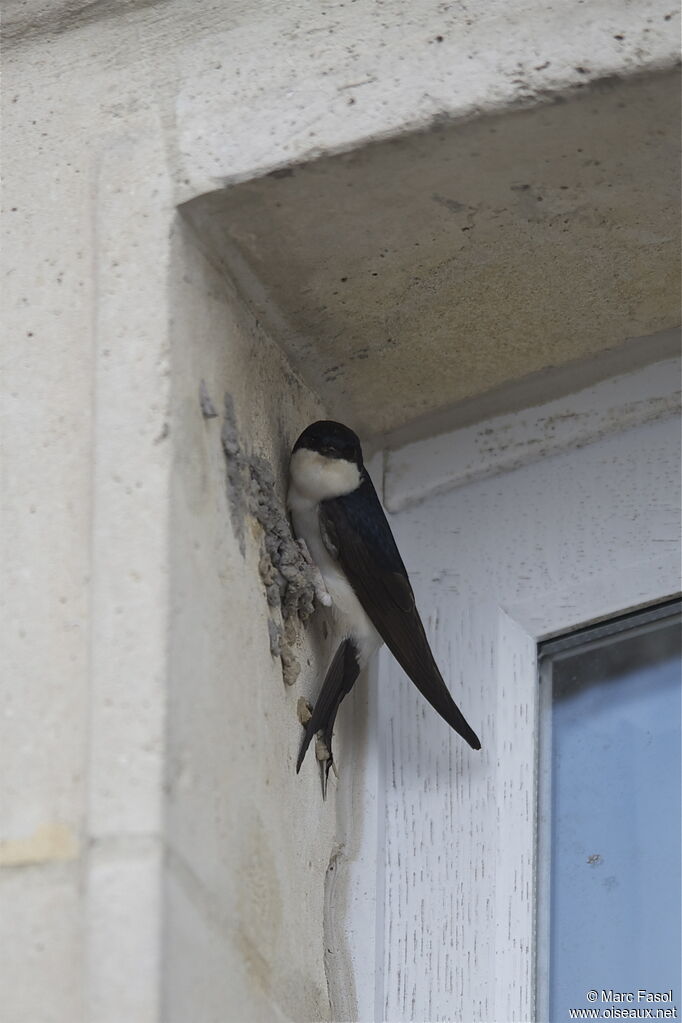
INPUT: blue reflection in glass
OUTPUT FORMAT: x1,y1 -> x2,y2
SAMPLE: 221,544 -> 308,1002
548,616 -> 681,1022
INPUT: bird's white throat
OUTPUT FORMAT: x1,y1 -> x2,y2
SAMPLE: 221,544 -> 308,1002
288,447 -> 361,506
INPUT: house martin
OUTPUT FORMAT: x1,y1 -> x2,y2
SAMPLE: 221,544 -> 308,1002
288,420 -> 481,792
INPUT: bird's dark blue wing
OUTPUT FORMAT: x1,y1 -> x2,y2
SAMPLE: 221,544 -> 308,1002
320,471 -> 481,750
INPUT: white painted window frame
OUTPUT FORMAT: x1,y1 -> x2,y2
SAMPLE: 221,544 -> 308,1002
334,357 -> 681,1023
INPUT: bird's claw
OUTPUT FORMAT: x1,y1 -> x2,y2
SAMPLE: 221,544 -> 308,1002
315,734 -> 337,799
315,734 -> 332,763
315,736 -> 338,778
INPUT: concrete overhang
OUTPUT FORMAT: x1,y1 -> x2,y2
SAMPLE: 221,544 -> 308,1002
183,67 -> 681,442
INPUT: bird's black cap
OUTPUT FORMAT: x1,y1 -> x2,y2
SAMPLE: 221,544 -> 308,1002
292,420 -> 363,465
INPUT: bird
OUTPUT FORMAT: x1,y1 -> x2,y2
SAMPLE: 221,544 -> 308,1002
287,419 -> 481,792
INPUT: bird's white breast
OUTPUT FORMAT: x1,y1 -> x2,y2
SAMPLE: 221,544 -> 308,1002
288,448 -> 361,503
288,454 -> 380,667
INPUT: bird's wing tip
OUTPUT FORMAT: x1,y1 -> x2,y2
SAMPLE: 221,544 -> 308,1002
465,727 -> 482,750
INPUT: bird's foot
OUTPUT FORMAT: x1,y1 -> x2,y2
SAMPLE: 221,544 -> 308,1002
315,734 -> 332,764
315,734 -> 338,799
297,539 -> 332,607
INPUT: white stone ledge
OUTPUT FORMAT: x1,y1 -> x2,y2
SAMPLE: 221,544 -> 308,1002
6,0 -> 678,198
174,0 -> 680,197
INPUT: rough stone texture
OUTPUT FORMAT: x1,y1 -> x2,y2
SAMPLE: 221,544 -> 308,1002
184,69 -> 681,437
163,221 -> 333,1023
217,388 -> 319,684
2,0 -> 679,1020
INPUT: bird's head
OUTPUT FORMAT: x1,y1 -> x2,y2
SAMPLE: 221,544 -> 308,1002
293,420 -> 363,465
290,420 -> 364,502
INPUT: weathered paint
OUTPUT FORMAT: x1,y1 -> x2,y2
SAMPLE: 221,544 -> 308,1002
385,354 -> 681,512
0,823 -> 79,867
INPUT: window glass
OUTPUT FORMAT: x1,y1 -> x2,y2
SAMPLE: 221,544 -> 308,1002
538,606 -> 682,1022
